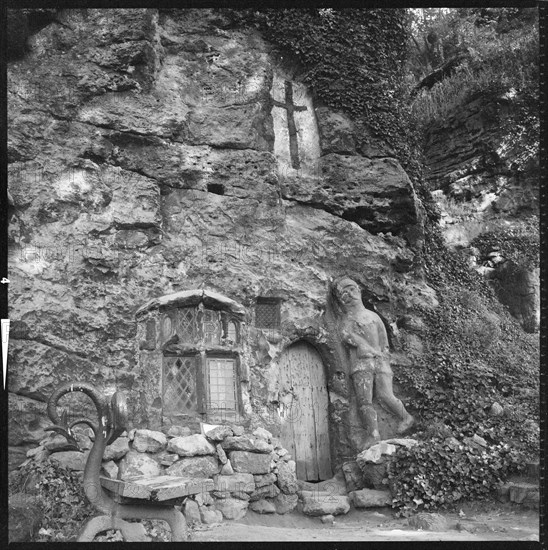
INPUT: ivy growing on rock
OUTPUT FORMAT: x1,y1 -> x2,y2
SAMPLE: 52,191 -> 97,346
387,436 -> 520,516
222,8 -> 422,183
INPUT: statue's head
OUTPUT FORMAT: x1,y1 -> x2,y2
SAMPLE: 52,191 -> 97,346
332,276 -> 362,311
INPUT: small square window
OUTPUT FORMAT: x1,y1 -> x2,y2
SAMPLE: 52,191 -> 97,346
255,298 -> 281,329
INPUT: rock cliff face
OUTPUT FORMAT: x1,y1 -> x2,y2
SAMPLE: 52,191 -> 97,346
422,92 -> 539,332
8,9 -> 436,473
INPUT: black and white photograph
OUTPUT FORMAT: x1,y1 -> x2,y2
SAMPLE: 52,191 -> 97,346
3,4 -> 542,544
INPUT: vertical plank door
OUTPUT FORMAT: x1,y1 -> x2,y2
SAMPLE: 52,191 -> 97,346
278,341 -> 332,481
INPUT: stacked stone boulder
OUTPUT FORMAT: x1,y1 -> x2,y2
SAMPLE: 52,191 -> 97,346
19,423 -> 299,524
352,438 -> 418,508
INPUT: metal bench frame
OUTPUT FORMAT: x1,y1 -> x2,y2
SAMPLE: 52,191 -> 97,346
47,382 -> 188,542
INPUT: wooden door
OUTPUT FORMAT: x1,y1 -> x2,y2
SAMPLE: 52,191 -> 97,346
278,341 -> 332,481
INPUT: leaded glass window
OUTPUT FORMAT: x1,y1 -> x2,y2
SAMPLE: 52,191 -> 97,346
206,357 -> 238,416
163,355 -> 198,414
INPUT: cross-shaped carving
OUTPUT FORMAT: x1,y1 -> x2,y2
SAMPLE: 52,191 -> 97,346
272,80 -> 307,170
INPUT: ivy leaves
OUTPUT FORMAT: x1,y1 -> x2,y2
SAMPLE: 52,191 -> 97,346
227,8 -> 420,182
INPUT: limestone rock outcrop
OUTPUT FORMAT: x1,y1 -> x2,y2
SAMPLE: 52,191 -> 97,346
7,8 -> 438,471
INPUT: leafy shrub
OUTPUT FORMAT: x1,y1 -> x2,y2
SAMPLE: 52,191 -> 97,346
471,219 -> 539,270
9,457 -> 94,542
387,436 -> 520,515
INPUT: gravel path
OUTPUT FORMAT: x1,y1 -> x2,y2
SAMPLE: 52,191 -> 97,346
188,505 -> 539,542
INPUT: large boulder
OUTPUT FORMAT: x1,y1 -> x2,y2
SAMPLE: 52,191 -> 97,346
9,493 -> 44,542
276,460 -> 298,494
254,473 -> 277,488
249,483 -> 280,502
183,498 -> 201,525
302,494 -> 351,517
221,435 -> 273,453
103,437 -> 130,461
229,451 -> 271,474
168,434 -> 216,456
214,473 -> 255,493
166,456 -> 220,478
118,450 -> 161,479
203,425 -> 233,441
200,507 -> 223,524
341,461 -> 366,492
132,429 -> 167,453
273,492 -> 298,514
214,497 -> 249,520
166,425 -> 192,438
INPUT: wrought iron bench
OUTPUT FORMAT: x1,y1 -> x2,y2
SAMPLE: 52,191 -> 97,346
47,382 -> 190,542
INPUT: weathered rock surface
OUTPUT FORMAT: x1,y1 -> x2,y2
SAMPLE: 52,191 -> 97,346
276,460 -> 299,494
200,507 -> 223,524
254,472 -> 277,488
252,427 -> 273,442
229,451 -> 271,474
50,450 -> 89,471
118,450 -> 161,479
183,498 -> 201,525
166,425 -> 192,438
214,497 -> 249,520
101,460 -> 119,479
168,434 -> 216,456
249,483 -> 280,501
302,494 -> 350,517
357,442 -> 398,465
204,425 -> 233,441
132,429 -> 168,453
273,492 -> 298,514
342,461 -> 366,492
103,437 -> 130,461
222,435 -> 273,454
214,473 -> 255,493
7,7 -> 440,472
166,456 -> 220,478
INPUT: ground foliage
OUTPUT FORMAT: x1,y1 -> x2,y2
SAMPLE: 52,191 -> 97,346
471,217 -> 539,270
9,457 -> 95,542
387,436 -> 520,516
390,221 -> 540,513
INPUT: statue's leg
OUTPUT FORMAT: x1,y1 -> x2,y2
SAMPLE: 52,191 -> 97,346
351,369 -> 380,448
375,369 -> 414,433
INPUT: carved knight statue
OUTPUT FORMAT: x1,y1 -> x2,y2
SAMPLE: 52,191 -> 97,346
326,276 -> 414,449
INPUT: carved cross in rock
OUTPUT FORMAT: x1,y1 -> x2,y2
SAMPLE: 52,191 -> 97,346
272,80 -> 307,170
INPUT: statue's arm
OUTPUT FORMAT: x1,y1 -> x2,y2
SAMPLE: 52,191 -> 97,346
376,317 -> 391,358
341,326 -> 380,358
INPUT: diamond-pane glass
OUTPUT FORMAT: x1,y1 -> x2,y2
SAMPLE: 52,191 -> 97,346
163,356 -> 197,414
255,301 -> 280,329
176,307 -> 198,342
207,358 -> 237,412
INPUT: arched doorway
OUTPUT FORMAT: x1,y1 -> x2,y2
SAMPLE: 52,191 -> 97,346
278,341 -> 332,481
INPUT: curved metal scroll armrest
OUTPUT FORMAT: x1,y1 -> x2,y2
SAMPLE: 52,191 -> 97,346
46,381 -> 129,449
